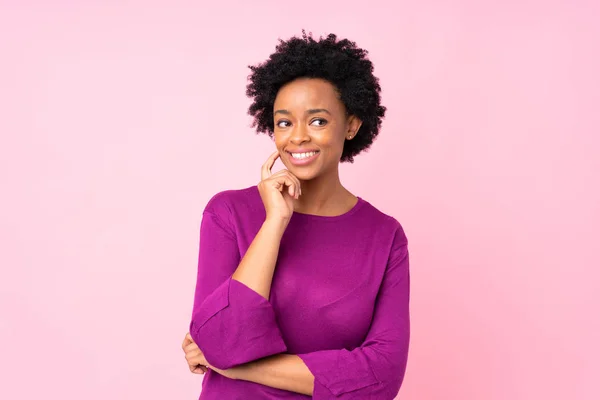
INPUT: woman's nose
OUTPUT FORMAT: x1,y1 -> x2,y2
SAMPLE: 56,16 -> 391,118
290,125 -> 309,145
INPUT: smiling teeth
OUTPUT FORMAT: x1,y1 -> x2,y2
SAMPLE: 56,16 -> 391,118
291,152 -> 318,159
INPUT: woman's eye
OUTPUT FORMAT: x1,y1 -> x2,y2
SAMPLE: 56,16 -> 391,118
310,118 -> 328,127
276,120 -> 291,128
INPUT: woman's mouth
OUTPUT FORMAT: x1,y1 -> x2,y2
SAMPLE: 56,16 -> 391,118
287,150 -> 320,166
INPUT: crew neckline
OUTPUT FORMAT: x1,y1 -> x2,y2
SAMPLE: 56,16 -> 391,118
249,185 -> 366,221
291,195 -> 365,221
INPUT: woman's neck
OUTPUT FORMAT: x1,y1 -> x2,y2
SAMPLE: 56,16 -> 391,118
292,173 -> 356,216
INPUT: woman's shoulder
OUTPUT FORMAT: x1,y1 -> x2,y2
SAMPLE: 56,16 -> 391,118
357,197 -> 408,245
203,185 -> 261,217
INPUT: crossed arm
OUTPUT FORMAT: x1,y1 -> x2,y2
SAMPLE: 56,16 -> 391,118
224,353 -> 314,396
188,203 -> 410,398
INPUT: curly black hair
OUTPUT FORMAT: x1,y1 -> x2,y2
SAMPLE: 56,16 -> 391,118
246,31 -> 386,163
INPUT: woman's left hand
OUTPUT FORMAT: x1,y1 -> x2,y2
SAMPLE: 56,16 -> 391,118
181,332 -> 239,379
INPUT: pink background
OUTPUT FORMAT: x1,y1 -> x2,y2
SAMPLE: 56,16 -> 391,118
1,1 -> 598,399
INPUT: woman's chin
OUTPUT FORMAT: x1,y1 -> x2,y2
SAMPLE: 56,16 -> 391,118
288,167 -> 318,182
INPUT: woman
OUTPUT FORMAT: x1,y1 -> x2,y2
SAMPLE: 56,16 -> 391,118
181,31 -> 410,399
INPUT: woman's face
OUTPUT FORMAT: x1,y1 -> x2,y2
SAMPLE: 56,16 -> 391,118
273,78 -> 361,181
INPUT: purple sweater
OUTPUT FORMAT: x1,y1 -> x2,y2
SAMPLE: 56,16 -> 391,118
189,186 -> 410,399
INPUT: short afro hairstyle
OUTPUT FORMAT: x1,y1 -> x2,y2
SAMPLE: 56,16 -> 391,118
246,31 -> 386,163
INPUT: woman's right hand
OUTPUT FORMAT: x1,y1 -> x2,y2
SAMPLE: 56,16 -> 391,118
181,332 -> 208,375
258,151 -> 301,223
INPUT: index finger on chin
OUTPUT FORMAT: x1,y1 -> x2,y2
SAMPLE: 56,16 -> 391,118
261,150 -> 280,180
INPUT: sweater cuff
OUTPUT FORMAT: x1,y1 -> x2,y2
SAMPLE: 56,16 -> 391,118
298,349 -> 379,397
190,277 -> 287,370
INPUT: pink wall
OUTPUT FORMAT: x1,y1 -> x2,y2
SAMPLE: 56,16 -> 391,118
1,1 -> 598,399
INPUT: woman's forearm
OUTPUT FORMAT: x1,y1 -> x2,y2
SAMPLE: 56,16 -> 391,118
233,354 -> 314,396
231,218 -> 287,300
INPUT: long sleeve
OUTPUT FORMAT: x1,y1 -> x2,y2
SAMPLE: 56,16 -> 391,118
297,227 -> 410,399
189,205 -> 287,370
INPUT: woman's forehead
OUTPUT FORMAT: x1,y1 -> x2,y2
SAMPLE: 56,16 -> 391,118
274,78 -> 343,112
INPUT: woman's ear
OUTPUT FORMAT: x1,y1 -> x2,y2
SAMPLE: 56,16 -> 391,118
346,115 -> 363,140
